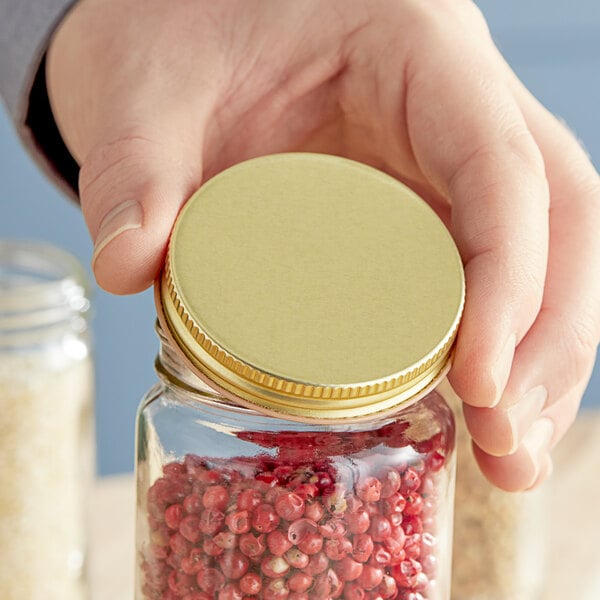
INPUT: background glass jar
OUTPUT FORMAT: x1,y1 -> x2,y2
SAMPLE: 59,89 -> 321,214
136,327 -> 457,600
0,240 -> 94,599
442,382 -> 548,600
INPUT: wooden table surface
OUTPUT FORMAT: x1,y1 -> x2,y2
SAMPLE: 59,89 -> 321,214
90,409 -> 600,600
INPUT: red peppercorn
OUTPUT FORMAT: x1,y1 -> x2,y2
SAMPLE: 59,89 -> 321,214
400,593 -> 425,600
403,516 -> 423,536
199,509 -> 225,536
404,493 -> 423,516
183,493 -> 204,515
252,504 -> 280,533
178,514 -> 202,543
345,495 -> 363,513
166,551 -> 183,570
203,485 -> 229,511
300,550 -> 326,577
274,465 -> 295,483
219,550 -> 250,579
378,574 -> 398,599
214,530 -> 238,550
312,569 -> 335,597
324,487 -> 348,515
346,583 -> 368,600
345,508 -> 370,535
381,492 -> 407,515
400,469 -> 421,494
356,477 -> 382,503
379,469 -> 402,499
197,567 -> 225,595
369,544 -> 392,567
181,548 -> 205,575
324,537 -> 353,561
168,570 -> 196,596
383,536 -> 405,564
218,582 -> 243,600
287,518 -> 318,545
369,515 -> 392,543
262,578 -> 290,600
403,533 -> 422,559
391,558 -> 422,588
357,565 -> 384,590
256,472 -> 279,486
281,548 -> 308,571
164,504 -> 184,530
163,463 -> 187,477
169,532 -> 191,556
203,537 -> 225,557
414,571 -> 429,592
293,483 -> 319,500
261,555 -> 291,578
226,510 -> 251,535
275,492 -> 306,521
303,500 -> 325,522
267,530 -> 294,556
388,513 -> 403,528
421,553 -> 437,578
265,485 -> 288,505
239,572 -> 262,595
288,572 -> 313,593
426,450 -> 446,472
198,469 -> 223,484
297,532 -> 323,555
238,533 -> 267,558
237,489 -> 262,511
312,471 -> 333,491
335,556 -> 363,582
352,534 -> 374,563
182,593 -> 211,600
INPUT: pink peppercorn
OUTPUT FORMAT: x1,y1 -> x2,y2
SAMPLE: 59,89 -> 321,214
164,504 -> 184,530
252,504 -> 280,533
275,492 -> 305,521
267,530 -> 294,556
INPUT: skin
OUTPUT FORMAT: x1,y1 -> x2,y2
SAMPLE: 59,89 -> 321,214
46,0 -> 600,491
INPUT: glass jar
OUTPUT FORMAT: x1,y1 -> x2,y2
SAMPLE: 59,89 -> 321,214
0,240 -> 94,599
137,328 -> 456,600
135,153 -> 465,600
442,382 -> 548,600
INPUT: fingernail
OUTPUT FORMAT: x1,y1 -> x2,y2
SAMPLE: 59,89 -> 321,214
507,385 -> 548,453
521,417 -> 554,484
490,333 -> 517,406
91,200 -> 143,267
527,454 -> 553,490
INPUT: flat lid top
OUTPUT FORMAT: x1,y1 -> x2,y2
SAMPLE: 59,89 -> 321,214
166,153 -> 464,393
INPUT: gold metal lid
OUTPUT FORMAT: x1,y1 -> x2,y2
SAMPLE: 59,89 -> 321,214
158,153 -> 465,421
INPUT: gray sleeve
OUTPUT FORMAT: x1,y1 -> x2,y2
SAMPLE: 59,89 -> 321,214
0,0 -> 79,198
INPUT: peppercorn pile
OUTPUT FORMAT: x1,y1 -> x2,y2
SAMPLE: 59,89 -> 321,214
141,426 -> 449,600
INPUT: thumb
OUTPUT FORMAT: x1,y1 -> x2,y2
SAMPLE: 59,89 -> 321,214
79,131 -> 201,294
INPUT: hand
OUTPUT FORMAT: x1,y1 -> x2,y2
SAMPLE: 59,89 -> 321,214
47,0 -> 600,490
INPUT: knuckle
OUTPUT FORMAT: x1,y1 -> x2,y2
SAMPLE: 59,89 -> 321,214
79,133 -> 159,200
449,127 -> 547,203
560,315 -> 599,383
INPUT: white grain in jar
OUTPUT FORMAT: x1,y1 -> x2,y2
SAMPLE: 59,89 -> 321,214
0,241 -> 94,600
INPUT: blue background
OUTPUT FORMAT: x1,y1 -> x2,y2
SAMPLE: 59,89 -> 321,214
1,1 -> 599,476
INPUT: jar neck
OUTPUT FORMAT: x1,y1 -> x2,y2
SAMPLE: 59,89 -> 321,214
0,242 -> 91,348
155,321 -> 227,399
